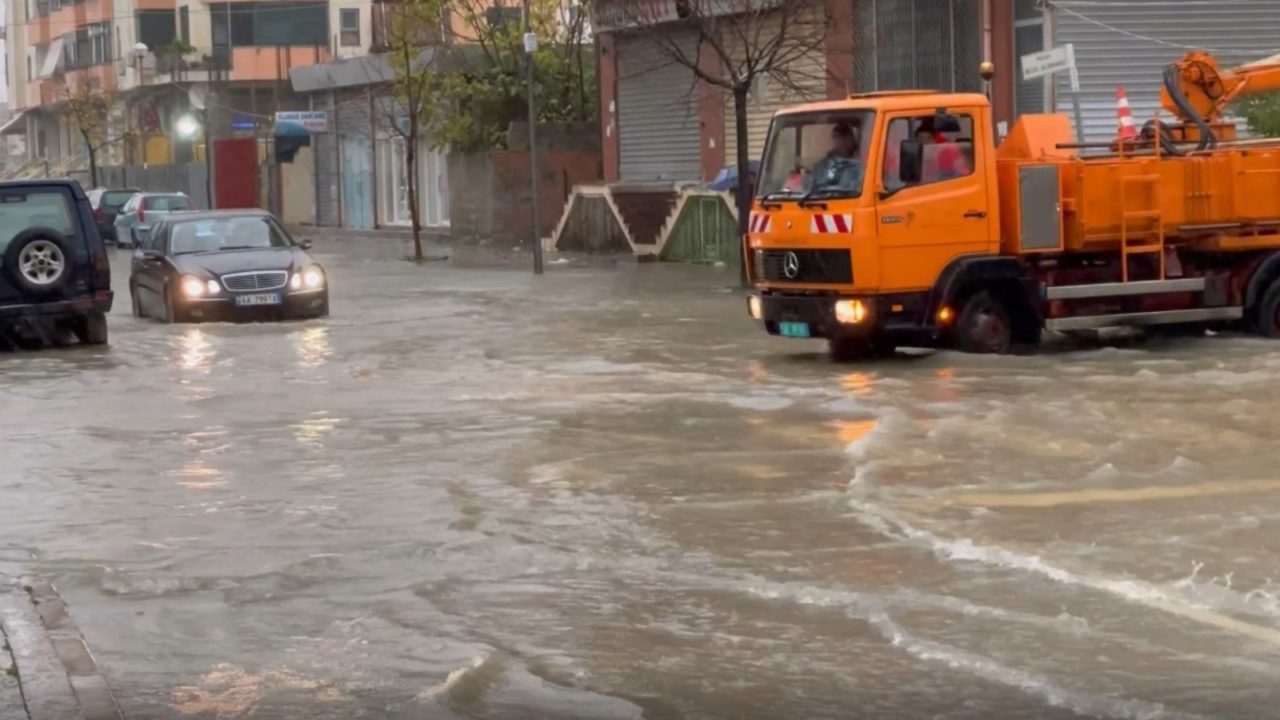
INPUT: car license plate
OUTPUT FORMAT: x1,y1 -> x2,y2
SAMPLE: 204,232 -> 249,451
779,321 -> 811,338
235,293 -> 281,307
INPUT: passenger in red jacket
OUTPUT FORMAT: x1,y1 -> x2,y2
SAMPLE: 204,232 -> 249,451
916,118 -> 970,182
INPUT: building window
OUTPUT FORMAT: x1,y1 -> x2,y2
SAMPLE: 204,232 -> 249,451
63,22 -> 111,70
340,8 -> 359,46
137,10 -> 177,50
180,6 -> 190,43
852,0 -> 982,94
210,3 -> 328,47
1014,0 -> 1047,118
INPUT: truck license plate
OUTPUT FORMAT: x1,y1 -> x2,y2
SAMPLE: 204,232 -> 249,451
235,293 -> 281,306
779,322 -> 811,338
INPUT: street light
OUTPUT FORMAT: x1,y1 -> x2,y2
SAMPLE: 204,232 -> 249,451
175,115 -> 200,139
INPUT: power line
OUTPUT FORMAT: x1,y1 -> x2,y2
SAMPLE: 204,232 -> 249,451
1048,2 -> 1280,55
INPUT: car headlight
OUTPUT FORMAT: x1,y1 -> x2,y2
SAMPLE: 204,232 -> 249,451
206,279 -> 221,294
181,275 -> 206,298
303,266 -> 324,289
292,266 -> 325,291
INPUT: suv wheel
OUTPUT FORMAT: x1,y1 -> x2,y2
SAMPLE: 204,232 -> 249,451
5,229 -> 69,295
73,311 -> 108,346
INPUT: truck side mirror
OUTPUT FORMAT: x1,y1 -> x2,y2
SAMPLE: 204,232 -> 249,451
899,140 -> 924,185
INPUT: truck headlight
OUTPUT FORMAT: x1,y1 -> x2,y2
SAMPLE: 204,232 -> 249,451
835,299 -> 869,325
747,295 -> 763,320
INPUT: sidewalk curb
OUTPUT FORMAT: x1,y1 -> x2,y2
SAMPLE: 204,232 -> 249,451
0,578 -> 123,720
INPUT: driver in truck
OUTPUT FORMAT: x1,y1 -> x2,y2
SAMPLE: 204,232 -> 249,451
808,121 -> 863,193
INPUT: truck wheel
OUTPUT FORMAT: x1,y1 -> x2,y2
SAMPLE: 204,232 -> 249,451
1257,284 -> 1280,338
955,291 -> 1012,354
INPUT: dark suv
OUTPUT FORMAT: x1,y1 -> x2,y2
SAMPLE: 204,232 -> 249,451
0,180 -> 113,348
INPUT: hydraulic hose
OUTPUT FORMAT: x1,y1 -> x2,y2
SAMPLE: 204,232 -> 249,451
1163,64 -> 1217,151
1141,119 -> 1183,157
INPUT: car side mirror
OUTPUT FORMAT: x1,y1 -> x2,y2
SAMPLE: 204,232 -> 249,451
899,139 -> 924,186
139,248 -> 163,261
298,239 -> 313,250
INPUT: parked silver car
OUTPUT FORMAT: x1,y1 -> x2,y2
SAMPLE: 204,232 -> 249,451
113,192 -> 194,248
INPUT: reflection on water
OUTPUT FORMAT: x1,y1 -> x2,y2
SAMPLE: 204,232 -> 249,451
171,664 -> 345,717
292,414 -> 339,447
840,370 -> 876,395
292,327 -> 332,369
170,460 -> 226,490
175,328 -> 215,373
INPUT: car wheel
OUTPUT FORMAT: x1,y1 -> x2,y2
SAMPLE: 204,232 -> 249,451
162,286 -> 187,324
73,311 -> 109,346
955,291 -> 1013,354
4,229 -> 70,296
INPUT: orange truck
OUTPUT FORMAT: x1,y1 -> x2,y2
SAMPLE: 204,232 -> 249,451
745,51 -> 1280,357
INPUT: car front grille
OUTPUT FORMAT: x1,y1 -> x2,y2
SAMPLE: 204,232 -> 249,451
754,249 -> 853,284
221,270 -> 288,291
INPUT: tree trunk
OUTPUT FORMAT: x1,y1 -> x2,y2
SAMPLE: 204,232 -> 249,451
85,133 -> 99,188
733,87 -> 751,288
406,128 -> 423,261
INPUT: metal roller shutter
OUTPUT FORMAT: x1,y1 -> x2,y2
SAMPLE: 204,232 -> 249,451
617,31 -> 702,181
852,0 -> 982,93
723,5 -> 828,167
1050,0 -> 1280,141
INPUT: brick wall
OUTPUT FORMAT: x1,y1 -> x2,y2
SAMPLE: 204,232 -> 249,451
448,137 -> 602,245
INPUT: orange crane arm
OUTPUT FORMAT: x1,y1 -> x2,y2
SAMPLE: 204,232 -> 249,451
1161,50 -> 1280,124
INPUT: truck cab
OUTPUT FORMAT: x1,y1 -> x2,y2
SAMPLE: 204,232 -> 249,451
745,91 -> 1016,357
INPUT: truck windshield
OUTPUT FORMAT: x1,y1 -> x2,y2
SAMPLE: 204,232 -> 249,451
758,111 -> 874,201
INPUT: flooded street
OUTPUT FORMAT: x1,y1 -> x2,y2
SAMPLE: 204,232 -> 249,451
4,247 -> 1280,719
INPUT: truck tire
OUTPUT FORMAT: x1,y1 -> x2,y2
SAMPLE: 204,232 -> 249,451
4,229 -> 70,296
1257,283 -> 1280,338
955,291 -> 1012,354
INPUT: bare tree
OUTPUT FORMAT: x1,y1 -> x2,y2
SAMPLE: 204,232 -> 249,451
379,0 -> 447,262
610,0 -> 830,282
62,77 -> 131,188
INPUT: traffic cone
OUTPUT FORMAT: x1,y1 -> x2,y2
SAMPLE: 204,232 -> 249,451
1116,86 -> 1137,141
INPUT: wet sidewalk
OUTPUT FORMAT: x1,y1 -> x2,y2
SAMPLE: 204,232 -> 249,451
0,578 -> 123,720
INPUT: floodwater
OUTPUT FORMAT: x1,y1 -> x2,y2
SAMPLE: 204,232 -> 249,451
3,246 -> 1280,719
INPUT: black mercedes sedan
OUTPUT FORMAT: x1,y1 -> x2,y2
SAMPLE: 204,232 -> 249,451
128,210 -> 329,323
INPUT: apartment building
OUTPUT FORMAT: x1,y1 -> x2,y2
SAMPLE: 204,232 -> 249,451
3,0 -> 356,172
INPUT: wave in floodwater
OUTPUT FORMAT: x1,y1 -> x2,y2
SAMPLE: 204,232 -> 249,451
847,501 -> 1280,649
869,614 -> 1211,720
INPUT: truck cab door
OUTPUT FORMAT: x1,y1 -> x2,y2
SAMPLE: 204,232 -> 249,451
874,108 -> 995,294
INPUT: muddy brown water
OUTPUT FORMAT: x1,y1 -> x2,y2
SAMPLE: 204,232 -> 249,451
2,248 -> 1279,719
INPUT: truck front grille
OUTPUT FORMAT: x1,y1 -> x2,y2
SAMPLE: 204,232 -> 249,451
754,249 -> 853,284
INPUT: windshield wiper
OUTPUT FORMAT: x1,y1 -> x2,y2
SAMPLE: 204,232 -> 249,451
218,245 -> 265,251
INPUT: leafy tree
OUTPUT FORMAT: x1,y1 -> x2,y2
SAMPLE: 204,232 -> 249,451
1237,92 -> 1280,137
424,0 -> 596,152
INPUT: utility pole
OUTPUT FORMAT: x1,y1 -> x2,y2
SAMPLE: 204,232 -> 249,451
523,0 -> 542,275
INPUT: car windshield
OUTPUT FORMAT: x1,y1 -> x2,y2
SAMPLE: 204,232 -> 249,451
169,217 -> 291,254
758,110 -> 874,200
144,195 -> 192,212
102,191 -> 136,211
